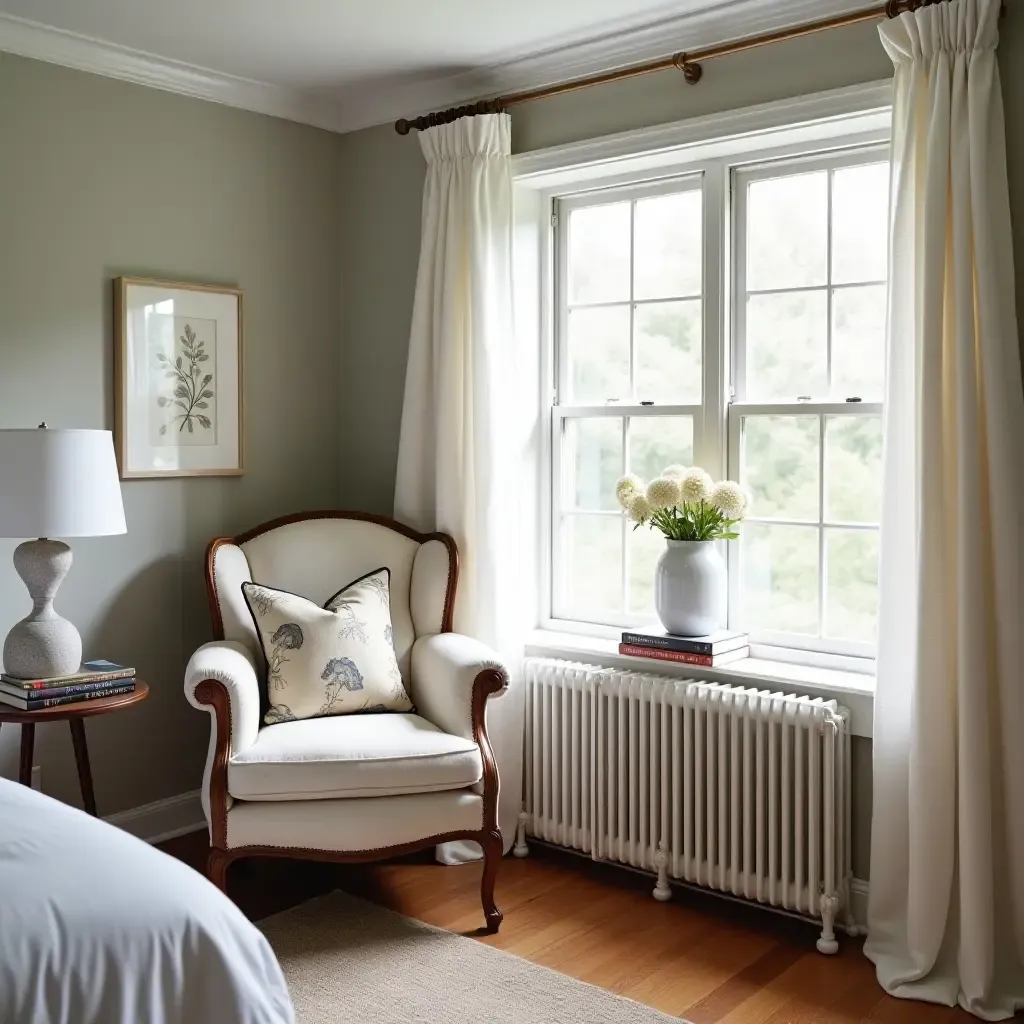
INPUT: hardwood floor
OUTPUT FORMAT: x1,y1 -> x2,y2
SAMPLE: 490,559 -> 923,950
161,832 -> 978,1023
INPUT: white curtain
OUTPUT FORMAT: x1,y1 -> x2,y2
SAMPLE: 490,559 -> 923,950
866,0 -> 1024,1018
394,113 -> 524,861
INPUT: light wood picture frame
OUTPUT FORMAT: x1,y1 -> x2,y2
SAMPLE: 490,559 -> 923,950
114,277 -> 244,479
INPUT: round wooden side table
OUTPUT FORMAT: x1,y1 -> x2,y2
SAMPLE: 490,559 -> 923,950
0,680 -> 149,816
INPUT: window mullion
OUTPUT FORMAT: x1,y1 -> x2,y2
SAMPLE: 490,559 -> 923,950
818,413 -> 827,641
621,416 -> 629,614
731,167 -> 747,403
550,406 -> 564,619
554,197 -> 569,403
826,168 -> 834,397
726,406 -> 742,632
701,163 -> 726,480
628,201 -> 636,401
625,201 -> 636,615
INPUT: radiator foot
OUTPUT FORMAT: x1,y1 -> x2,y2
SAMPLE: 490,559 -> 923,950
652,844 -> 672,901
513,811 -> 530,858
817,893 -> 839,954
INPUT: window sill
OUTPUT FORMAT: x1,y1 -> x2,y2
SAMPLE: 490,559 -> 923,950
524,629 -> 875,738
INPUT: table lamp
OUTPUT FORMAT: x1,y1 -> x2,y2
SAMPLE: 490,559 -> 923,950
0,425 -> 126,680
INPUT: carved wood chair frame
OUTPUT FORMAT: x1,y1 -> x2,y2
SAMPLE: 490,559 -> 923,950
194,510 -> 504,933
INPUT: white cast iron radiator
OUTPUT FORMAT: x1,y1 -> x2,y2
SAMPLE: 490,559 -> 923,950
515,658 -> 853,953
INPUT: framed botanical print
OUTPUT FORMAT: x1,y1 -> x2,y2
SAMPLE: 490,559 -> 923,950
114,277 -> 244,478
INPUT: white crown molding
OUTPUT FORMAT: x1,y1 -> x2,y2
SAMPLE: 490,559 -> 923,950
0,12 -> 349,133
337,0 -> 873,133
0,0 -> 872,136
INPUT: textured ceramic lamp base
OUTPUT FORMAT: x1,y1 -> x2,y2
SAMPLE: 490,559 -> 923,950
2,539 -> 82,680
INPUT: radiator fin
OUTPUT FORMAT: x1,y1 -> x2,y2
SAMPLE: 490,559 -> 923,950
523,658 -> 851,939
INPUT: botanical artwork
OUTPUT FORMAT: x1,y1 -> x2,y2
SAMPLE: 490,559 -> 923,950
151,317 -> 218,446
117,278 -> 242,478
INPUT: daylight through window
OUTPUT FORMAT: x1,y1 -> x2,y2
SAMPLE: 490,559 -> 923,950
550,142 -> 889,659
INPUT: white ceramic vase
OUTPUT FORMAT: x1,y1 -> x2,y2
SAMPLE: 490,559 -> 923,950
654,540 -> 727,637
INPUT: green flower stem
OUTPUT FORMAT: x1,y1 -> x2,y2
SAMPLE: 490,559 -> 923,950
636,500 -> 742,542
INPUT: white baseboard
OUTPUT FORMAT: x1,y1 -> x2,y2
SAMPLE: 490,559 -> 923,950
98,790 -> 872,929
104,789 -> 205,845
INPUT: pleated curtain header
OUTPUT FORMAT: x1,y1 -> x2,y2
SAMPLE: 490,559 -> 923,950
418,113 -> 512,163
880,0 -> 998,61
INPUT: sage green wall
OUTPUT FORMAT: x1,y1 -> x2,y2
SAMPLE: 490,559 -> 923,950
337,12 -> 1024,883
339,11 -> 1024,512
337,20 -> 895,519
0,52 -> 344,815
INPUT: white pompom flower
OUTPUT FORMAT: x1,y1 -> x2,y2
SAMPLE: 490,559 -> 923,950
710,480 -> 747,519
646,476 -> 682,510
680,467 -> 713,503
628,494 -> 652,524
615,474 -> 644,509
662,464 -> 687,479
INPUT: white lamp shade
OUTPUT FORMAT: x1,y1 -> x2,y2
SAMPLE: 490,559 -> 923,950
0,428 -> 127,538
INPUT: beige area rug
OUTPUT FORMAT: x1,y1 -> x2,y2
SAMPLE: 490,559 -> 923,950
260,890 -> 686,1023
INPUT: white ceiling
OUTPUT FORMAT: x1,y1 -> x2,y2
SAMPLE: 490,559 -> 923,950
0,0 -> 869,133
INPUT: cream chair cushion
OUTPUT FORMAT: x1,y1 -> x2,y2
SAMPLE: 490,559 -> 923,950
242,568 -> 413,725
227,714 -> 482,801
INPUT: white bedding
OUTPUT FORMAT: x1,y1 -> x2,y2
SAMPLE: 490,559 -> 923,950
0,778 -> 294,1024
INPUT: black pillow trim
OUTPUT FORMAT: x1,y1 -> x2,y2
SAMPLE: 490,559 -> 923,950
324,566 -> 391,608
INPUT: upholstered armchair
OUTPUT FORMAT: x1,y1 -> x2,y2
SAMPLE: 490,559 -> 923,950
184,511 -> 508,932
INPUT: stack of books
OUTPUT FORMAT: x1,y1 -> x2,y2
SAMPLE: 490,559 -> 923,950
0,660 -> 136,711
619,629 -> 749,667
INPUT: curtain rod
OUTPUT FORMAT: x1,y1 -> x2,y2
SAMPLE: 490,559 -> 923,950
394,0 -> 951,135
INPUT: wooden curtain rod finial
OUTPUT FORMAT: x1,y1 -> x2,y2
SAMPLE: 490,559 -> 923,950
393,98 -> 506,135
672,52 -> 703,84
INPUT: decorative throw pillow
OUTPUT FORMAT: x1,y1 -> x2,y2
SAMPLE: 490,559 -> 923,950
241,568 -> 413,726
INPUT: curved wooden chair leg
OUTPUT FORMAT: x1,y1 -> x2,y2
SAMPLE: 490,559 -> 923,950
208,848 -> 232,893
480,829 -> 504,934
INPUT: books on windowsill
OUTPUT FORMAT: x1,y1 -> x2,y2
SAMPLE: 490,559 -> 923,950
619,629 -> 749,668
0,660 -> 136,711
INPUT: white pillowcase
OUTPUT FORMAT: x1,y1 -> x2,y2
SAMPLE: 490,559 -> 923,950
242,568 -> 414,725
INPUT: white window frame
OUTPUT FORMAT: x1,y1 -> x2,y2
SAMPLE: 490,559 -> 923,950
550,171 -> 726,628
728,146 -> 889,659
517,81 -> 893,670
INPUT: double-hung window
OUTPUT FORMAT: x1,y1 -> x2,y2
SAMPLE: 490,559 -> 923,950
549,136 -> 890,662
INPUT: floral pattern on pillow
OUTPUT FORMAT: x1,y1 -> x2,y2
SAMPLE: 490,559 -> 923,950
242,568 -> 413,725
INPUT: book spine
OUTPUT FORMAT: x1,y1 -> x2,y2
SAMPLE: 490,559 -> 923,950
19,683 -> 136,710
619,643 -> 714,666
620,632 -> 712,656
2,669 -> 135,690
0,679 -> 134,700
